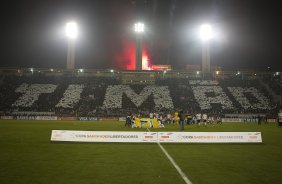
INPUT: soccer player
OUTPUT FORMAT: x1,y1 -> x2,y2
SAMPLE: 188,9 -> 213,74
196,113 -> 202,125
202,113 -> 208,126
158,115 -> 165,128
131,117 -> 137,128
125,112 -> 132,127
186,113 -> 192,125
167,113 -> 172,124
149,112 -> 153,119
174,111 -> 179,124
217,115 -> 222,124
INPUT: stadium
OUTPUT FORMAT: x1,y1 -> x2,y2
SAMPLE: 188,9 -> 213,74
1,1 -> 282,184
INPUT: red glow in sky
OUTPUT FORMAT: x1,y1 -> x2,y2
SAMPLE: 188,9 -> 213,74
114,39 -> 151,70
142,50 -> 151,70
113,40 -> 135,70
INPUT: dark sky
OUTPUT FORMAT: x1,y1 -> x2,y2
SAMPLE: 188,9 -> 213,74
0,0 -> 282,71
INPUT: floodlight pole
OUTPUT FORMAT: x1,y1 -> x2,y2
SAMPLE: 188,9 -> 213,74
202,41 -> 210,73
134,23 -> 144,70
135,35 -> 142,70
67,39 -> 75,70
200,24 -> 212,74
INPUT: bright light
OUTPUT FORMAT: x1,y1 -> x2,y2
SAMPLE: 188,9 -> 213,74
237,71 -> 241,75
200,24 -> 213,41
216,71 -> 219,75
276,72 -> 279,75
79,69 -> 83,73
164,70 -> 167,74
142,52 -> 151,70
50,69 -> 54,72
196,71 -> 200,75
65,21 -> 78,39
134,22 -> 144,33
110,69 -> 114,73
30,68 -> 34,72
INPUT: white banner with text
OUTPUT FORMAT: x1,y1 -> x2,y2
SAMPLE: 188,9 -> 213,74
51,131 -> 262,143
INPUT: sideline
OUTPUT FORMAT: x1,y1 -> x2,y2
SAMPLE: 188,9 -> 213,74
146,128 -> 192,184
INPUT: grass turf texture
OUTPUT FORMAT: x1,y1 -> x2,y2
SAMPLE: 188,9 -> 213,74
0,120 -> 281,184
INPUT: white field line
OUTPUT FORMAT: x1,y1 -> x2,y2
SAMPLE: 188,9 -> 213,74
146,128 -> 192,184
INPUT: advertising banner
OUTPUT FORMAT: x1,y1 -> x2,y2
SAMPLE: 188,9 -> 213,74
222,118 -> 243,122
51,130 -> 158,143
267,119 -> 276,123
0,116 -> 14,120
79,117 -> 98,121
51,131 -> 262,143
35,116 -> 57,120
61,117 -> 77,121
98,117 -> 119,121
118,117 -> 126,122
157,132 -> 262,143
16,116 -> 36,120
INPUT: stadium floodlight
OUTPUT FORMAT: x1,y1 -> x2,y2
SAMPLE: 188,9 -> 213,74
134,22 -> 144,70
134,22 -> 144,33
65,21 -> 78,70
199,24 -> 214,73
65,21 -> 78,39
199,24 -> 213,41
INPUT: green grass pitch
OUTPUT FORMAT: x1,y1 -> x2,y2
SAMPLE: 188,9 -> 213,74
0,120 -> 281,184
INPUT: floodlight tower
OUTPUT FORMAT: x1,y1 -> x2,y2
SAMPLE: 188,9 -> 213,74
65,21 -> 78,70
199,24 -> 213,73
134,22 -> 144,70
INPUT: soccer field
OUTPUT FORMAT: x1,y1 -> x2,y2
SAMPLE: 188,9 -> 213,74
0,120 -> 281,184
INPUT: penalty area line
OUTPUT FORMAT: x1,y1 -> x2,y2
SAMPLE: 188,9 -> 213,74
146,128 -> 192,184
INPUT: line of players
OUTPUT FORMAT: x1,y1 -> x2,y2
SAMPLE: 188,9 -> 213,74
171,112 -> 222,126
125,111 -> 222,127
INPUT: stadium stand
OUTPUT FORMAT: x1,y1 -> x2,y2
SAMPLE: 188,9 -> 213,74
0,70 -> 279,117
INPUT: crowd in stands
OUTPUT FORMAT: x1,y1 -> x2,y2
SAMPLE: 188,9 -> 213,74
192,86 -> 234,111
0,74 -> 279,117
262,77 -> 282,96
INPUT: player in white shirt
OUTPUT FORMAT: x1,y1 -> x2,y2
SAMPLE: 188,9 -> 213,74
149,112 -> 153,119
131,115 -> 137,128
202,113 -> 208,126
167,113 -> 172,124
208,116 -> 212,124
196,113 -> 202,125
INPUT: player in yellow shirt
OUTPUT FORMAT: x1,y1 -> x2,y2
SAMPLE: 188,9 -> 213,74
174,111 -> 179,124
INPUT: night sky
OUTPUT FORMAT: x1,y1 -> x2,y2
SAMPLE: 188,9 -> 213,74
1,0 -> 282,71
